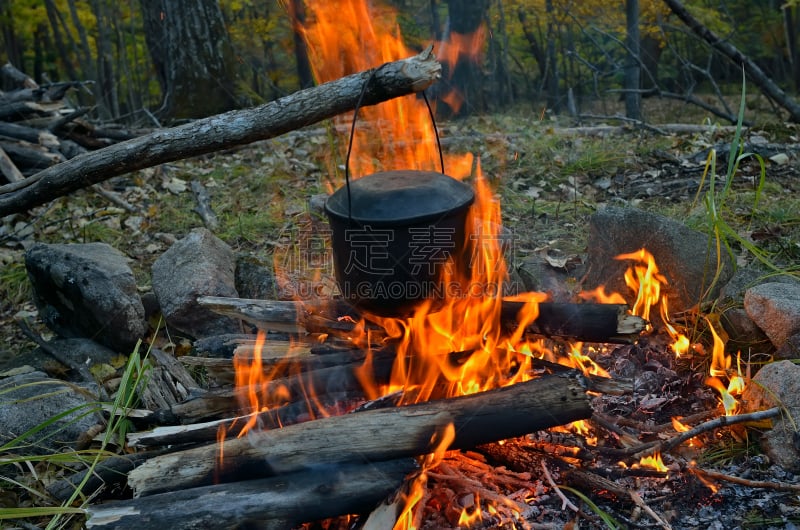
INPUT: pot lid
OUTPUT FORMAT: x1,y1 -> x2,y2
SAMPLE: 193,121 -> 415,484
325,170 -> 475,224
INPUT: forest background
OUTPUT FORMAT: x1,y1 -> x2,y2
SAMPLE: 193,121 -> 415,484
3,0 -> 800,125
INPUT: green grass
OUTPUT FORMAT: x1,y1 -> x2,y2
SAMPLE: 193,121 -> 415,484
0,340 -> 152,528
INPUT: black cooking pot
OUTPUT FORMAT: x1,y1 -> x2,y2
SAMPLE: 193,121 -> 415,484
325,169 -> 474,316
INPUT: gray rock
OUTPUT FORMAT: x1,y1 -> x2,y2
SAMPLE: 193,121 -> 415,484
25,242 -> 146,352
0,371 -> 99,454
744,282 -> 800,349
584,207 -> 734,314
151,228 -> 240,338
741,360 -> 800,472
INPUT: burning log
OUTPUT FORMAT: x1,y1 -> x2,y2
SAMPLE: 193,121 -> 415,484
148,346 -> 397,425
198,295 -> 647,344
126,373 -> 592,497
0,46 -> 442,215
86,458 -> 417,530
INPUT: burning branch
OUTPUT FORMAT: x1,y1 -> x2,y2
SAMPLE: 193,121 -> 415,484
126,373 -> 593,497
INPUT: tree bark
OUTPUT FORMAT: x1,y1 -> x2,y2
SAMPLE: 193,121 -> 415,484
0,48 -> 441,217
126,373 -> 592,497
87,459 -> 416,530
140,0 -> 238,119
663,0 -> 800,123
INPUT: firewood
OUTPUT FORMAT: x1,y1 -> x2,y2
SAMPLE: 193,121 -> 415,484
0,145 -> 23,182
0,46 -> 442,216
126,373 -> 592,497
87,458 -> 417,530
198,295 -> 647,344
148,346 -> 395,424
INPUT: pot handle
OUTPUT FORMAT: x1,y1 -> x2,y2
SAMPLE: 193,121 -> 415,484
344,66 -> 445,221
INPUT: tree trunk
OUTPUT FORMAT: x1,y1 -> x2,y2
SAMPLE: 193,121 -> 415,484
785,5 -> 800,92
663,0 -> 800,123
517,8 -> 546,83
624,0 -> 641,120
287,0 -> 314,89
441,0 -> 489,116
140,0 -> 238,119
545,0 -> 560,113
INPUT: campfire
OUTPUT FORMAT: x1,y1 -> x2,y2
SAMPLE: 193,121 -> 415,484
79,2 -> 786,530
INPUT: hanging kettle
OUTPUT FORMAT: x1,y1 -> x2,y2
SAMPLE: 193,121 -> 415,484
324,80 -> 474,317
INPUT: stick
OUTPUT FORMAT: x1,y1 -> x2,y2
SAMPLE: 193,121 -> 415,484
127,373 -> 592,497
0,47 -> 441,216
87,459 -> 417,530
632,407 -> 781,460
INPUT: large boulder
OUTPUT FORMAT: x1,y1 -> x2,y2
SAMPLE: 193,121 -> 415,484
25,242 -> 146,352
584,207 -> 734,314
151,228 -> 240,338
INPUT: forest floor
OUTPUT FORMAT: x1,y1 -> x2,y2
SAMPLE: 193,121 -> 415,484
3,94 -> 799,364
1,94 -> 800,528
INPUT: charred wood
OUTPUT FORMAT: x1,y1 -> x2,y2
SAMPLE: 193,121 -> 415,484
87,459 -> 417,530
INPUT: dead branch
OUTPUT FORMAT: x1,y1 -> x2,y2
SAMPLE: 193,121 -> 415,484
663,0 -> 800,122
0,47 -> 441,216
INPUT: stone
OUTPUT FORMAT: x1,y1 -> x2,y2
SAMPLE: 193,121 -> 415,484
744,282 -> 800,349
720,307 -> 771,353
0,371 -> 99,454
584,207 -> 734,314
25,242 -> 147,352
235,255 -> 280,300
776,333 -> 800,361
151,227 -> 240,338
741,360 -> 800,472
514,254 -> 578,303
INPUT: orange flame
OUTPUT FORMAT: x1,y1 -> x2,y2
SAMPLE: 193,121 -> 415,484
614,248 -> 690,355
300,0 -> 479,180
704,319 -> 744,415
637,452 -> 669,473
393,423 -> 456,530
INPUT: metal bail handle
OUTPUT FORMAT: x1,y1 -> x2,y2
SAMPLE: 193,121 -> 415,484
344,64 -> 446,221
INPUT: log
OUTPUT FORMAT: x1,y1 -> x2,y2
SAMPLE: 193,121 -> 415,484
127,373 -> 592,497
198,295 -> 647,344
87,459 -> 417,530
0,46 -> 442,216
0,145 -> 23,183
148,346 -> 396,424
